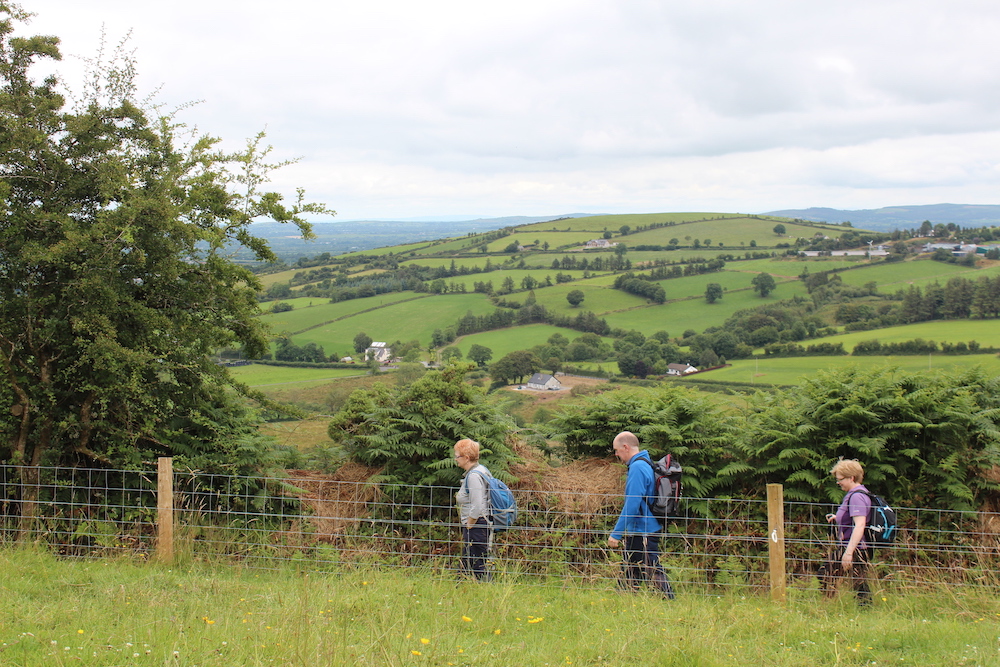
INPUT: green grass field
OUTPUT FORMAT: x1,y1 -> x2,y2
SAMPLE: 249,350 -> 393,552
621,217 -> 852,247
228,364 -> 366,387
603,279 -> 809,335
290,293 -> 497,355
259,293 -> 430,335
823,319 -> 1000,350
694,354 -> 1000,386
3,549 -> 997,666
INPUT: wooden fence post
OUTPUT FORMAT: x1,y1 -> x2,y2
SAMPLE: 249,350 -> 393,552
157,457 -> 174,564
767,483 -> 786,602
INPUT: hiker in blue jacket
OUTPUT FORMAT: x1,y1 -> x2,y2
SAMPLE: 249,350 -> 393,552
455,438 -> 492,581
607,431 -> 675,598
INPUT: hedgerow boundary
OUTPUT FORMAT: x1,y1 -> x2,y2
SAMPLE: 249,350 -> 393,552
1,462 -> 997,597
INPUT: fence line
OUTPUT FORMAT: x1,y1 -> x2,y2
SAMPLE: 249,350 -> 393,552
0,462 -> 998,597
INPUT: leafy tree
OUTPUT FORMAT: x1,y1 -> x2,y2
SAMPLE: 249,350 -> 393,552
548,385 -> 739,497
727,367 -> 1000,511
772,224 -> 786,235
353,332 -> 373,355
566,289 -> 585,307
441,346 -> 463,363
467,344 -> 493,368
705,283 -> 724,303
751,272 -> 777,297
490,350 -> 541,385
271,302 -> 294,313
0,10 -> 329,470
327,364 -> 519,488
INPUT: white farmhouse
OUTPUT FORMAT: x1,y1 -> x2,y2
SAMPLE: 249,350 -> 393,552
526,373 -> 562,390
364,342 -> 393,363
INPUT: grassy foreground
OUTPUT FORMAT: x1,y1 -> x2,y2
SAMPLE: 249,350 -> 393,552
1,550 -> 998,666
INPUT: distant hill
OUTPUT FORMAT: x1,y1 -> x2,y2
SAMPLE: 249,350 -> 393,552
247,214 -> 600,263
766,204 -> 1000,231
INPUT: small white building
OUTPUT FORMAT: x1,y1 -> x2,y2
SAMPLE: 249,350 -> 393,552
526,373 -> 562,390
364,342 -> 393,363
666,363 -> 698,376
584,239 -> 618,249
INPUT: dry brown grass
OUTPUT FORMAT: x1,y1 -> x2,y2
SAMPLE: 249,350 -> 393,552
287,462 -> 382,537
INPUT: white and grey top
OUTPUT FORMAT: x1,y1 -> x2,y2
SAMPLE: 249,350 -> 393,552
456,463 -> 491,524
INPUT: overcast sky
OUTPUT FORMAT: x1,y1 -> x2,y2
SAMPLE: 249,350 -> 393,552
22,1 -> 1000,221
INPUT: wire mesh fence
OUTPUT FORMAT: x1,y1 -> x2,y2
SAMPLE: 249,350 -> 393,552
1,463 -> 998,596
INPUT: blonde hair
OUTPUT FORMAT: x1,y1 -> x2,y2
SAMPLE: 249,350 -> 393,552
454,438 -> 480,462
831,458 -> 864,483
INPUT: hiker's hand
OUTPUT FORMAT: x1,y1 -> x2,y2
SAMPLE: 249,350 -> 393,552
607,537 -> 620,548
825,513 -> 836,523
841,550 -> 854,569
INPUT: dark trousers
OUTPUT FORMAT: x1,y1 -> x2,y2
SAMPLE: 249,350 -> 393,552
819,546 -> 872,604
461,518 -> 491,581
621,534 -> 675,598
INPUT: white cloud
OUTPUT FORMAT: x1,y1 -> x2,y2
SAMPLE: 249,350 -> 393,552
19,0 -> 1000,219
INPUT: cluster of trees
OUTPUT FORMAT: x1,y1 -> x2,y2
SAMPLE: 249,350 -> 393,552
274,338 -> 329,363
684,303 -> 835,362
612,274 -> 666,303
548,254 -> 630,272
490,332 -> 615,380
615,330 -> 685,377
852,339 -> 994,356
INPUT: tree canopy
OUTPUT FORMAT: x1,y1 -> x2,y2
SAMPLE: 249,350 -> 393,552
0,8 -> 329,470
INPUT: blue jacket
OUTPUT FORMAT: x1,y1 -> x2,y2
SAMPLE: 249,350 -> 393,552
610,451 -> 662,539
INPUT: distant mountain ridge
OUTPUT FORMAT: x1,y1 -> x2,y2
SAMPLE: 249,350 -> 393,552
765,204 -> 1000,231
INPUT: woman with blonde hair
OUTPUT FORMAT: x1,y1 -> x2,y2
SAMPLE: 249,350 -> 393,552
454,438 -> 493,581
824,458 -> 872,604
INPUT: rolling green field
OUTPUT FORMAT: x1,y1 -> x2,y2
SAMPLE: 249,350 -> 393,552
289,293 -> 497,356
603,279 -> 809,335
822,319 -> 1000,351
229,364 -> 366,387
259,293 -> 431,335
621,217 -> 849,247
697,354 -> 1000,387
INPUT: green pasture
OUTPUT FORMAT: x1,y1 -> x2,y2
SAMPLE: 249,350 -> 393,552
622,217 -> 853,248
420,269 -> 598,293
260,296 -> 336,312
5,549 -> 998,667
399,256 -> 497,270
529,282 -> 649,317
823,319 -> 1000,350
727,256 -> 866,277
228,364 -> 365,387
290,292 -> 497,353
604,279 -> 809,335
654,271 -> 769,300
697,354 -> 1000,387
454,323 -> 613,360
485,231 -> 597,252
834,259 -> 971,290
408,236 -> 482,255
259,293 -> 428,334
838,259 -> 1000,292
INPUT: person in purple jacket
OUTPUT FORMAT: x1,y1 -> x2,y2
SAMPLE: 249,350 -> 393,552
824,458 -> 873,604
607,431 -> 674,598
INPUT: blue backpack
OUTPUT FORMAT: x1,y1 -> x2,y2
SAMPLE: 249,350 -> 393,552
465,470 -> 518,531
